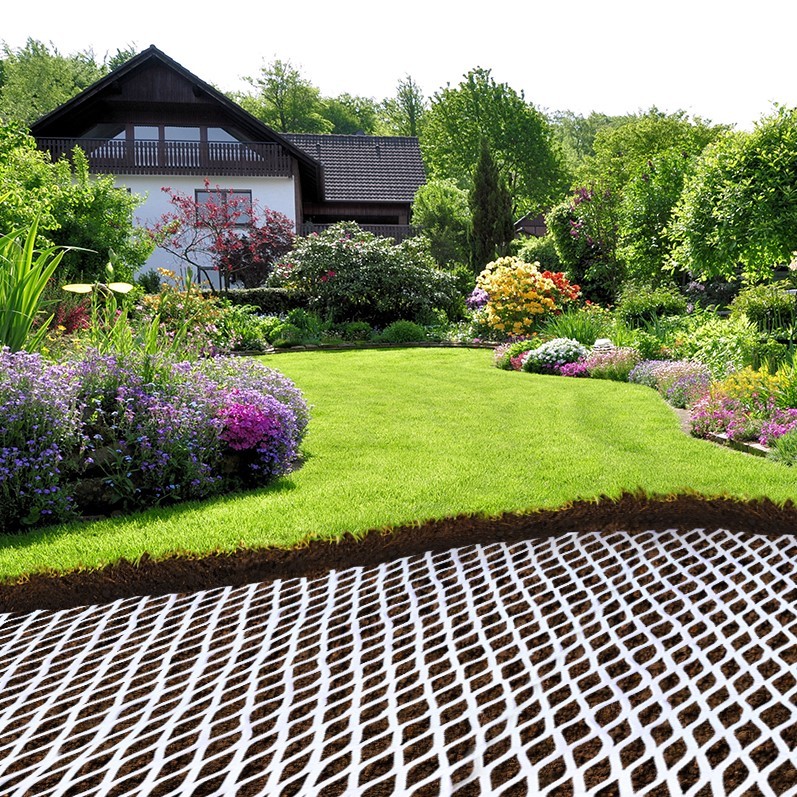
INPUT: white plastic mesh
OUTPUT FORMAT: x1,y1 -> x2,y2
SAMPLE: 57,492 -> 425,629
0,526 -> 796,796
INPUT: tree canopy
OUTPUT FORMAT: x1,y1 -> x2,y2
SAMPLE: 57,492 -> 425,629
0,39 -> 135,126
236,58 -> 333,133
671,106 -> 797,284
0,123 -> 151,282
420,68 -> 566,216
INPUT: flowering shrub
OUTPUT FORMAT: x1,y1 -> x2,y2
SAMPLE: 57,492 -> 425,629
583,347 -> 641,382
760,409 -> 797,446
192,356 -> 309,435
689,393 -> 765,442
0,349 -> 309,532
0,349 -> 81,530
558,359 -> 589,377
466,287 -> 489,311
521,338 -> 589,374
273,222 -> 458,326
493,338 -> 541,370
475,257 -> 580,338
629,360 -> 711,408
688,368 -> 797,446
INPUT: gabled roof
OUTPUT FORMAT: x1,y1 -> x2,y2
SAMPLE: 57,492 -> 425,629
31,45 -> 324,200
285,134 -> 426,203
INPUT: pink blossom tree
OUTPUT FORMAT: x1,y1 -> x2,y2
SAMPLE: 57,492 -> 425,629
148,180 -> 295,291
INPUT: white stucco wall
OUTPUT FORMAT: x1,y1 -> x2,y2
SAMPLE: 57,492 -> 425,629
117,174 -> 297,289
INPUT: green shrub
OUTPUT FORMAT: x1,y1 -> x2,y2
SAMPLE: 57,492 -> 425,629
136,269 -> 162,294
224,287 -> 305,315
341,321 -> 373,341
269,322 -> 304,348
515,234 -> 561,271
376,320 -> 428,343
750,335 -> 791,374
768,428 -> 797,465
272,222 -> 459,326
616,284 -> 688,327
627,329 -> 666,360
286,308 -> 324,337
259,315 -> 284,343
730,283 -> 797,334
670,314 -> 757,378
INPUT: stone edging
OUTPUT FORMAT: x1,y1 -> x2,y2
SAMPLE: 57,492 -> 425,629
706,432 -> 770,458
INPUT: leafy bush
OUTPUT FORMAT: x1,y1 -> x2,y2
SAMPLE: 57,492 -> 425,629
273,222 -> 458,326
616,284 -> 687,327
514,234 -> 561,271
340,321 -> 373,341
269,322 -> 305,348
224,287 -> 304,315
767,428 -> 797,464
521,337 -> 589,374
136,269 -> 162,294
377,320 -> 428,343
493,338 -> 542,370
584,347 -> 641,381
476,256 -> 581,339
730,283 -> 797,334
411,178 -> 471,267
669,314 -> 757,378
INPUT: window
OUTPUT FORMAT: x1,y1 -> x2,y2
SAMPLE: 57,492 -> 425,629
194,189 -> 253,226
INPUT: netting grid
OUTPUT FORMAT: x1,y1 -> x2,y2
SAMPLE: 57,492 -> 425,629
1,526 -> 795,796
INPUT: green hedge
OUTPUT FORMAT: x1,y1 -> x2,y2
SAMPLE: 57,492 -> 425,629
223,288 -> 307,314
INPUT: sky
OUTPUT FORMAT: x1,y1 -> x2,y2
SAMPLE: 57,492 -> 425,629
3,0 -> 796,130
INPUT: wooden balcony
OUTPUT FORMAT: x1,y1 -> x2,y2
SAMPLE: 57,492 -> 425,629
36,138 -> 294,177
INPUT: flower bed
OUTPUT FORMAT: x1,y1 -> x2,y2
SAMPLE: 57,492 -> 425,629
0,348 -> 309,533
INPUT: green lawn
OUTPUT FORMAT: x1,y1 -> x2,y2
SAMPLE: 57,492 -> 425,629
1,347 -> 795,582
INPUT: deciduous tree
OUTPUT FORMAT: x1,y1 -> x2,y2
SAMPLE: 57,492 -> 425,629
380,75 -> 426,137
148,182 -> 294,291
421,68 -> 566,215
0,39 -> 105,125
235,59 -> 331,133
671,106 -> 797,284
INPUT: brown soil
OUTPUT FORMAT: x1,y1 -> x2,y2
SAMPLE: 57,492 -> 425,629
2,493 -> 796,614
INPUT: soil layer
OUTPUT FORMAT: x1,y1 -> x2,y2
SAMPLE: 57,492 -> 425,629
2,493 -> 796,614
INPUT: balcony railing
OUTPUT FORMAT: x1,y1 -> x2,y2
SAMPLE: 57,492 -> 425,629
36,138 -> 294,177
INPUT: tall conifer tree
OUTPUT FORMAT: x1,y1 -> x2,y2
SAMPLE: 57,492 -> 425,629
470,139 -> 514,273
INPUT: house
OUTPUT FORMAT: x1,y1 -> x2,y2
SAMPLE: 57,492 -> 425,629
30,45 -> 426,285
514,212 -> 547,238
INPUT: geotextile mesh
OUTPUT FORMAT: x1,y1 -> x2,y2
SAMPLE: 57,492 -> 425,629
0,526 -> 795,796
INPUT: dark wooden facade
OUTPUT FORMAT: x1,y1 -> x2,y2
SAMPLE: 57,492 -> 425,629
31,46 -> 425,237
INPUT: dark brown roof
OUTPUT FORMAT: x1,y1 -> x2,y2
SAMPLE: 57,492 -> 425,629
284,134 -> 425,203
